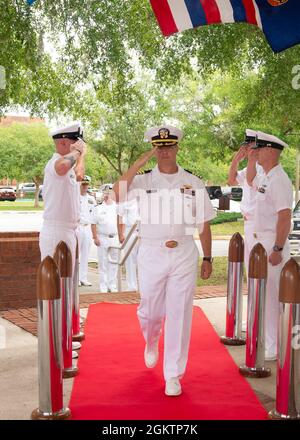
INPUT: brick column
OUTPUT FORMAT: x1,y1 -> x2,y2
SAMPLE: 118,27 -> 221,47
0,232 -> 40,310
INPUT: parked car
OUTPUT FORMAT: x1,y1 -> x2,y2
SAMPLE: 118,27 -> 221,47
20,182 -> 36,193
230,187 -> 243,202
206,186 -> 223,200
289,200 -> 300,256
0,186 -> 17,201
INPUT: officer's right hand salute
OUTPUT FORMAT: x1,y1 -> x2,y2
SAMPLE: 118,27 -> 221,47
71,139 -> 87,156
113,147 -> 157,202
134,147 -> 158,170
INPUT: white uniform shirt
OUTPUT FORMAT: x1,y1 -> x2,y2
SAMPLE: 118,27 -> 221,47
253,164 -> 293,234
117,199 -> 140,227
92,201 -> 118,236
128,165 -> 215,239
43,153 -> 80,224
80,194 -> 96,225
236,164 -> 264,221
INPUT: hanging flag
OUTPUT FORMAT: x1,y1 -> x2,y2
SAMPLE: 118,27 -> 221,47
149,0 -> 300,53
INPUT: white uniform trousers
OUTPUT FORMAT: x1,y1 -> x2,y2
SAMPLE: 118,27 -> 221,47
248,232 -> 290,355
137,237 -> 199,381
124,226 -> 138,291
39,221 -> 78,276
243,220 -> 255,276
97,235 -> 119,293
79,224 -> 92,283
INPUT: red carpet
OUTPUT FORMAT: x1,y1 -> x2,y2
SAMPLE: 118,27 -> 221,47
69,303 -> 267,420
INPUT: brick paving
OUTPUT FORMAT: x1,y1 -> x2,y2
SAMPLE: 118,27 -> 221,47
0,285 -> 248,336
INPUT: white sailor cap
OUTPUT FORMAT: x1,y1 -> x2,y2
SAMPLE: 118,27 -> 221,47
49,121 -> 84,141
100,183 -> 113,192
144,125 -> 183,147
254,131 -> 288,150
81,175 -> 91,184
244,129 -> 257,143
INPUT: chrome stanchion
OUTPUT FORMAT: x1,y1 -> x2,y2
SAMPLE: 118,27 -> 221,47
31,257 -> 71,420
72,240 -> 85,342
54,241 -> 79,379
239,243 -> 271,378
221,233 -> 246,346
269,258 -> 300,420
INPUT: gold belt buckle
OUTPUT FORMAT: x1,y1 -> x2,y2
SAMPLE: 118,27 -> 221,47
165,240 -> 178,248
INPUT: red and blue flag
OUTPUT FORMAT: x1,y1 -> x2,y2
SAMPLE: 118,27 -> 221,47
150,0 -> 300,52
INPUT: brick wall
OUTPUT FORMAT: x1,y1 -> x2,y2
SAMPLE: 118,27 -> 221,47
0,232 -> 40,310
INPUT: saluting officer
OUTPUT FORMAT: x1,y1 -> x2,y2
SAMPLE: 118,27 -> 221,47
117,198 -> 140,291
228,129 -> 265,272
39,122 -> 86,272
92,184 -> 119,293
114,125 -> 215,396
79,175 -> 96,287
247,131 -> 293,361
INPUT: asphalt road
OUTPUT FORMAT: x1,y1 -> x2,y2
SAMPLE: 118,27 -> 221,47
0,211 -> 231,258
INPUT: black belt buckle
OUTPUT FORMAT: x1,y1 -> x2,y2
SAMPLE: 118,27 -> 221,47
108,234 -> 114,238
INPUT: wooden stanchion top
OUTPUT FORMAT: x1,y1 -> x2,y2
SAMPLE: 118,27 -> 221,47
53,241 -> 72,277
36,257 -> 60,300
249,243 -> 268,279
279,258 -> 300,304
228,232 -> 244,263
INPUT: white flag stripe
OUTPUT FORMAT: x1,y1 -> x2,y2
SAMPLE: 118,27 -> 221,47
167,0 -> 193,32
253,0 -> 263,29
215,0 -> 235,23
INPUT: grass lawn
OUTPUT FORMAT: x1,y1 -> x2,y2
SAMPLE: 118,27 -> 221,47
0,201 -> 44,211
197,256 -> 247,286
211,220 -> 244,237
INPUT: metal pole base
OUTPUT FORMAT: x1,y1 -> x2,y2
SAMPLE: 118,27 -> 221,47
63,366 -> 79,379
31,407 -> 71,420
220,336 -> 246,346
269,409 -> 300,420
72,331 -> 85,342
239,365 -> 271,378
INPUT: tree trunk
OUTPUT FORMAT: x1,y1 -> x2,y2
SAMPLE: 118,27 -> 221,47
34,187 -> 40,208
296,150 -> 300,205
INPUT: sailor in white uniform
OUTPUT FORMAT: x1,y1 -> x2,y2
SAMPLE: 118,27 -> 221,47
92,185 -> 119,293
117,198 -> 140,291
114,125 -> 215,396
39,122 -> 86,355
79,175 -> 96,286
228,129 -> 264,271
247,131 -> 293,361
39,121 -> 86,271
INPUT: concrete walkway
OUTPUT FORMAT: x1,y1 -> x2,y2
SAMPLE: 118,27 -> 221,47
0,294 -> 276,420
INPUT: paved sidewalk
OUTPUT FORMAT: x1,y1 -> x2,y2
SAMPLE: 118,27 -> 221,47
2,262 -> 276,421
1,285 -> 243,337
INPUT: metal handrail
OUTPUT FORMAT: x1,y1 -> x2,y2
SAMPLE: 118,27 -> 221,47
107,221 -> 139,292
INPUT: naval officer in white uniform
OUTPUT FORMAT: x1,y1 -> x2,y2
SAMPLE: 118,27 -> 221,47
92,184 -> 119,293
39,121 -> 86,270
117,198 -> 139,291
114,125 -> 215,396
228,129 -> 265,272
247,131 -> 293,361
79,175 -> 96,286
39,122 -> 86,355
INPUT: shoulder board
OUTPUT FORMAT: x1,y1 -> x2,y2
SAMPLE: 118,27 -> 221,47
184,169 -> 193,174
137,169 -> 152,175
184,169 -> 201,178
